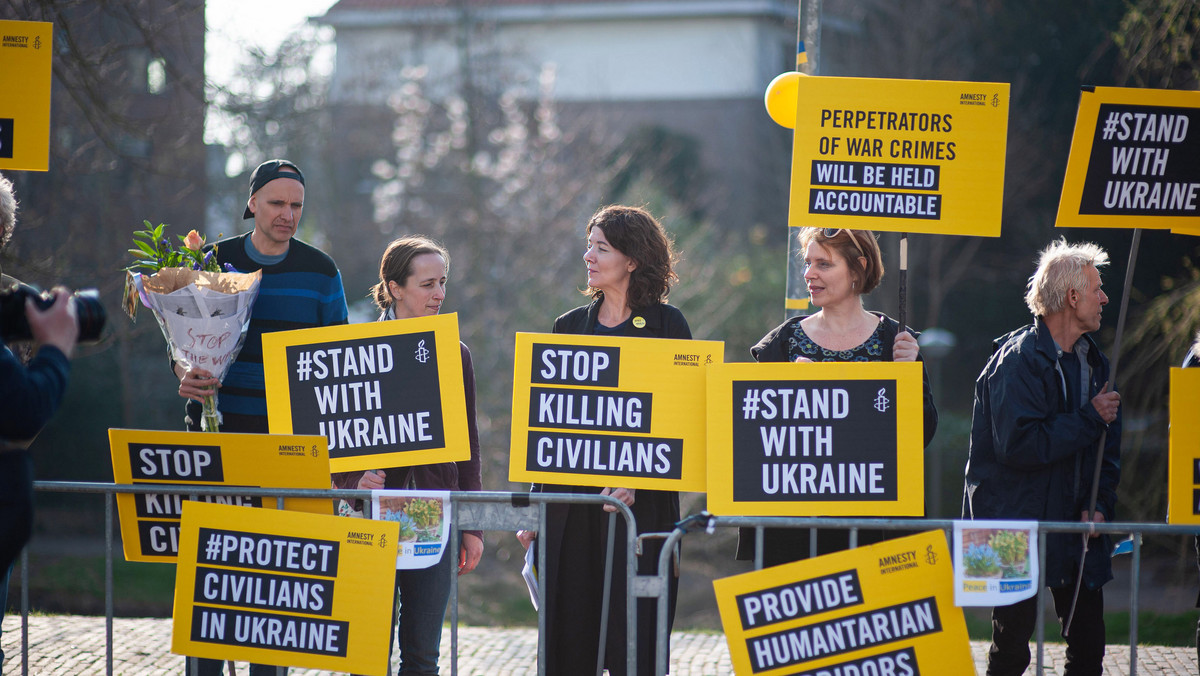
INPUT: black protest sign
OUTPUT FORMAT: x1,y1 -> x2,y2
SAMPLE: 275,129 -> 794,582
263,314 -> 469,473
708,361 -> 924,516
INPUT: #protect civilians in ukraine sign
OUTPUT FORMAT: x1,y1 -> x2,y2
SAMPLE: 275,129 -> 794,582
508,332 -> 721,492
1167,368 -> 1200,524
789,76 -> 1009,237
1056,86 -> 1200,231
713,530 -> 972,675
706,361 -> 924,516
262,314 -> 469,473
108,428 -> 332,562
172,501 -> 398,675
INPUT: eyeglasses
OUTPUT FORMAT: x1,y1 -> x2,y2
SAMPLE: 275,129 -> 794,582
820,228 -> 866,258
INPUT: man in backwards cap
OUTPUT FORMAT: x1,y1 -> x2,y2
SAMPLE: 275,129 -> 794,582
176,162 -> 348,675
176,159 -> 349,433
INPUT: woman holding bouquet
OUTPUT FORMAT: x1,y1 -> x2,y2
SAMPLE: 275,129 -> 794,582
516,205 -> 689,675
331,236 -> 483,675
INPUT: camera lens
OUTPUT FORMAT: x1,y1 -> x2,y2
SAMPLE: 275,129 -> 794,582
0,283 -> 106,345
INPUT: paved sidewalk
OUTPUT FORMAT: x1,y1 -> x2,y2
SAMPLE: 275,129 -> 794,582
2,614 -> 1196,674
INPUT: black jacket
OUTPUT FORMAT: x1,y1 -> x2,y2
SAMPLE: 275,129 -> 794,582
963,318 -> 1121,589
749,312 -> 939,447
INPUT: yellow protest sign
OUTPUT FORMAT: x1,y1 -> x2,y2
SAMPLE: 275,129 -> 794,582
172,502 -> 398,675
788,76 -> 1009,237
1168,368 -> 1200,524
1057,86 -> 1200,229
262,313 -> 469,473
508,332 -> 722,492
108,429 -> 332,562
707,361 -> 924,516
713,530 -> 972,676
0,20 -> 52,171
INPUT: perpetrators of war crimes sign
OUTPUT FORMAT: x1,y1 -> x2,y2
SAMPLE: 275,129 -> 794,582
262,314 -> 469,473
713,530 -> 972,676
706,362 -> 925,516
108,429 -> 332,562
508,332 -> 722,492
172,502 -> 398,675
788,76 -> 1010,237
1057,86 -> 1200,230
1167,369 -> 1200,524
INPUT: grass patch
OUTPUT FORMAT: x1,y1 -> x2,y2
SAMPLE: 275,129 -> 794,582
12,554 -> 176,616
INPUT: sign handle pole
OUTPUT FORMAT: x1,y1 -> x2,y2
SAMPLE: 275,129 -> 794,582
1064,226 -> 1140,635
898,233 -> 908,333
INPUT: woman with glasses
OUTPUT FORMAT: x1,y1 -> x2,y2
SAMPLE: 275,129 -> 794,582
736,227 -> 938,567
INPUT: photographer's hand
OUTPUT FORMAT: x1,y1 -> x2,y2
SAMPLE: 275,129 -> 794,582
26,287 -> 79,359
176,364 -> 219,403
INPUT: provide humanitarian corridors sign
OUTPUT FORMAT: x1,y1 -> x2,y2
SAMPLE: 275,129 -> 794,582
108,429 -> 333,562
788,76 -> 1009,237
508,332 -> 722,492
713,530 -> 972,675
262,313 -> 469,473
1057,86 -> 1200,230
706,362 -> 924,516
1167,368 -> 1200,524
172,501 -> 398,675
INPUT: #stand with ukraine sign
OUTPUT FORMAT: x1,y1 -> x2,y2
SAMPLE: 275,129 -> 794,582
262,313 -> 469,473
508,332 -> 722,491
172,502 -> 398,675
108,428 -> 333,562
713,530 -> 972,675
706,361 -> 924,516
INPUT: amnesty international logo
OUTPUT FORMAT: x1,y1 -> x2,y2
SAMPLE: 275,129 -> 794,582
925,545 -> 938,565
873,387 -> 891,413
414,339 -> 430,364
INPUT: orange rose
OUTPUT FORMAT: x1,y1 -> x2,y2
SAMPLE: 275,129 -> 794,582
184,229 -> 204,251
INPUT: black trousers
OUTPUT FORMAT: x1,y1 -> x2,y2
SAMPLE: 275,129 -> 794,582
988,585 -> 1105,676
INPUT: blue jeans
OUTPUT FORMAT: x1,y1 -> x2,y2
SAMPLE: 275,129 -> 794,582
391,547 -> 454,675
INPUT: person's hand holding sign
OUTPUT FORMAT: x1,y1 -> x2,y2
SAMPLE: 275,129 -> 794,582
357,470 -> 386,490
893,331 -> 919,362
600,487 -> 635,512
1091,382 -> 1120,425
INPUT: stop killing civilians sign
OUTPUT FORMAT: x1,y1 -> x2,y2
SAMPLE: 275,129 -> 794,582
706,361 -> 925,516
1056,86 -> 1200,230
713,530 -> 973,675
1167,368 -> 1200,524
789,76 -> 1010,236
509,332 -> 722,492
172,501 -> 398,675
109,429 -> 333,562
262,313 -> 469,473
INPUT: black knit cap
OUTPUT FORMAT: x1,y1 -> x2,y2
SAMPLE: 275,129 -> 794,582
242,159 -> 305,219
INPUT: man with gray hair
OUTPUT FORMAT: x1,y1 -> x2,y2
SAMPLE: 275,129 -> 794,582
964,237 -> 1122,676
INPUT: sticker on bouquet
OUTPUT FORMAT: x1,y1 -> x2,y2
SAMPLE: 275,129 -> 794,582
124,223 -> 261,431
370,490 -> 451,569
952,520 -> 1038,607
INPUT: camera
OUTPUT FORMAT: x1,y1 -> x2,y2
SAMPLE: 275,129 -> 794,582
0,282 -> 107,344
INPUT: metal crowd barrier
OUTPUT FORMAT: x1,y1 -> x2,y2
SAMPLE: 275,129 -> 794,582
15,482 -> 643,676
653,514 -> 1200,676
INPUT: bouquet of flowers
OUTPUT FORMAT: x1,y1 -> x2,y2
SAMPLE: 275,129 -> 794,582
123,221 -> 261,431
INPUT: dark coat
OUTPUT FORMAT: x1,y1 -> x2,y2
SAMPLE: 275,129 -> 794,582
963,318 -> 1121,589
736,312 -> 939,564
534,297 -> 690,676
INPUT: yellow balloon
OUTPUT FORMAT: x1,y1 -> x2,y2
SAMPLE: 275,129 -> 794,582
764,71 -> 808,129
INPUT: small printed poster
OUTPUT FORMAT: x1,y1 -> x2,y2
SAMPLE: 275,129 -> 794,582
952,520 -> 1038,607
371,490 -> 451,570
